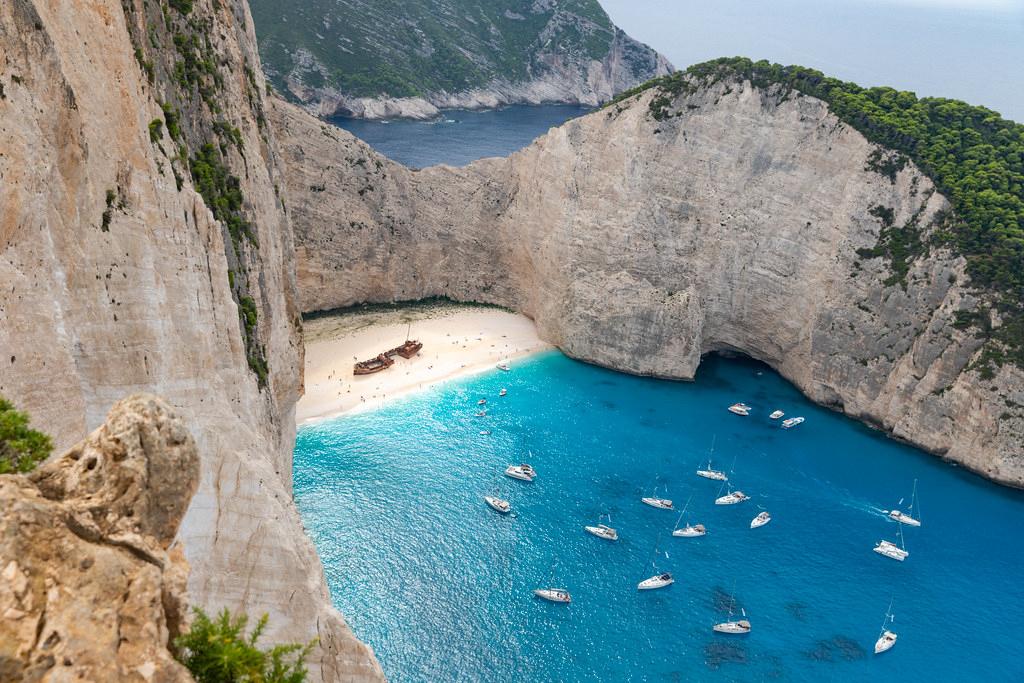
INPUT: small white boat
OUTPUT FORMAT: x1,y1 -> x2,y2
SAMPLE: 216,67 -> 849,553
479,430 -> 491,435
781,416 -> 805,429
641,496 -> 673,510
496,362 -> 510,371
713,619 -> 751,634
478,398 -> 487,405
750,511 -> 771,529
886,479 -> 922,527
499,388 -> 507,397
584,523 -> 618,541
484,496 -> 510,514
713,593 -> 750,634
769,410 -> 785,420
533,588 -> 571,603
475,410 -> 487,417
672,497 -> 707,537
728,402 -> 751,416
505,464 -> 536,482
637,572 -> 674,590
874,601 -> 898,654
715,488 -> 749,505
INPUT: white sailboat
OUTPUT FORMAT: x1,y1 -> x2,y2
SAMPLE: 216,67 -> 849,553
533,588 -> 571,603
672,497 -> 707,537
713,590 -> 751,634
641,481 -> 673,510
505,463 -> 536,481
585,513 -> 619,541
714,480 -> 750,505
484,495 -> 511,514
750,511 -> 771,529
886,479 -> 922,527
873,522 -> 909,561
695,436 -> 728,481
637,540 -> 673,590
874,600 -> 898,654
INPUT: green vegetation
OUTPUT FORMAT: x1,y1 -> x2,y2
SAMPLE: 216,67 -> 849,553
615,57 -> 1024,372
190,144 -> 254,245
249,0 -> 635,99
174,608 -> 314,683
149,118 -> 164,143
0,396 -> 53,474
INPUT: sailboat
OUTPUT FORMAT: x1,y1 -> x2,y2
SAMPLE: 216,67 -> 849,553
534,558 -> 571,603
672,496 -> 706,537
714,480 -> 749,505
585,513 -> 619,541
505,463 -> 536,482
873,522 -> 909,561
713,589 -> 751,634
874,600 -> 898,654
886,479 -> 922,527
641,482 -> 673,510
695,436 -> 728,481
750,511 -> 771,529
484,495 -> 511,514
637,539 -> 674,590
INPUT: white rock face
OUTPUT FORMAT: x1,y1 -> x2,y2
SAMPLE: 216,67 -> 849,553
273,81 -> 1024,488
0,1 -> 382,681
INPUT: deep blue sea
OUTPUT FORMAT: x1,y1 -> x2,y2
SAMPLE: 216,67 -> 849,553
329,104 -> 590,168
294,351 -> 1024,682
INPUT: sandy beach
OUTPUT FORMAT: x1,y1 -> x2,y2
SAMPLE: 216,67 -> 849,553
297,303 -> 551,423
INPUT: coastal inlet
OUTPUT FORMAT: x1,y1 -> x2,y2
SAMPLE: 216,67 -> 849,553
294,350 -> 1024,682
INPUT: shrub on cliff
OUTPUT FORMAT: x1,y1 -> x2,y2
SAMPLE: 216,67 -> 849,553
0,396 -> 53,474
174,608 -> 315,683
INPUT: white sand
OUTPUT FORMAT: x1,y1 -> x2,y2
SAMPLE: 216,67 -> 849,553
297,303 -> 551,423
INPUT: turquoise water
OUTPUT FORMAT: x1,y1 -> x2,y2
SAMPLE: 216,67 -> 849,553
294,351 -> 1024,682
330,104 -> 590,168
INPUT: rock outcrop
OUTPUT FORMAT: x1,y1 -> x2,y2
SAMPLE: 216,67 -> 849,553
0,395 -> 196,682
0,1 -> 382,680
251,0 -> 672,119
272,78 -> 1024,487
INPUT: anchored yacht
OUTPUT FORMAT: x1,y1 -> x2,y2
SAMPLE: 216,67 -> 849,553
484,496 -> 510,514
505,464 -> 536,482
672,497 -> 707,537
874,602 -> 898,654
750,511 -> 771,528
715,487 -> 750,505
886,479 -> 922,527
728,403 -> 751,416
781,416 -> 805,429
769,410 -> 785,420
533,589 -> 571,603
638,573 -> 674,590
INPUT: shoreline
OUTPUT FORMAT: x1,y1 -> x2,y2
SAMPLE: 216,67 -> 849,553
297,303 -> 552,424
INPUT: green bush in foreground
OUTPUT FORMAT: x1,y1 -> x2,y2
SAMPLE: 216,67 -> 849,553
0,396 -> 53,474
174,608 -> 315,683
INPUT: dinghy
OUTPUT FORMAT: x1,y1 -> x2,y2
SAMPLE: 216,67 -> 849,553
478,398 -> 487,405
750,511 -> 771,528
484,496 -> 510,514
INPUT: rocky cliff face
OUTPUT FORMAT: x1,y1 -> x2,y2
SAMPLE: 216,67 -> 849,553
251,0 -> 672,119
0,395 -> 196,682
272,79 -> 1024,487
0,1 -> 381,680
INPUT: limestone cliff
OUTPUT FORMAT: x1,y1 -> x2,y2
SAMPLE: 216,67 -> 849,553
0,395 -> 196,682
0,1 -> 381,680
251,0 -> 672,119
272,79 -> 1024,487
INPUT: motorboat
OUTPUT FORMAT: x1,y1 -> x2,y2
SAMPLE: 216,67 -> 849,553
533,588 -> 571,603
886,479 -> 922,527
728,403 -> 751,416
479,430 -> 491,435
750,511 -> 771,529
715,488 -> 749,505
637,573 -> 674,590
584,523 -> 619,541
781,416 -> 805,429
505,464 -> 536,481
475,410 -> 487,417
499,388 -> 507,396
478,398 -> 487,405
497,361 -> 510,371
484,496 -> 510,514
769,410 -> 785,420
874,601 -> 898,654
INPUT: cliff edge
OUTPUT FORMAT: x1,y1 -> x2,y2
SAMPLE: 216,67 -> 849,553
272,75 -> 1023,487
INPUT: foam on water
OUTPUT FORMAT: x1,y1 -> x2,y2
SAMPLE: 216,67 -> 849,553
294,351 -> 1024,682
